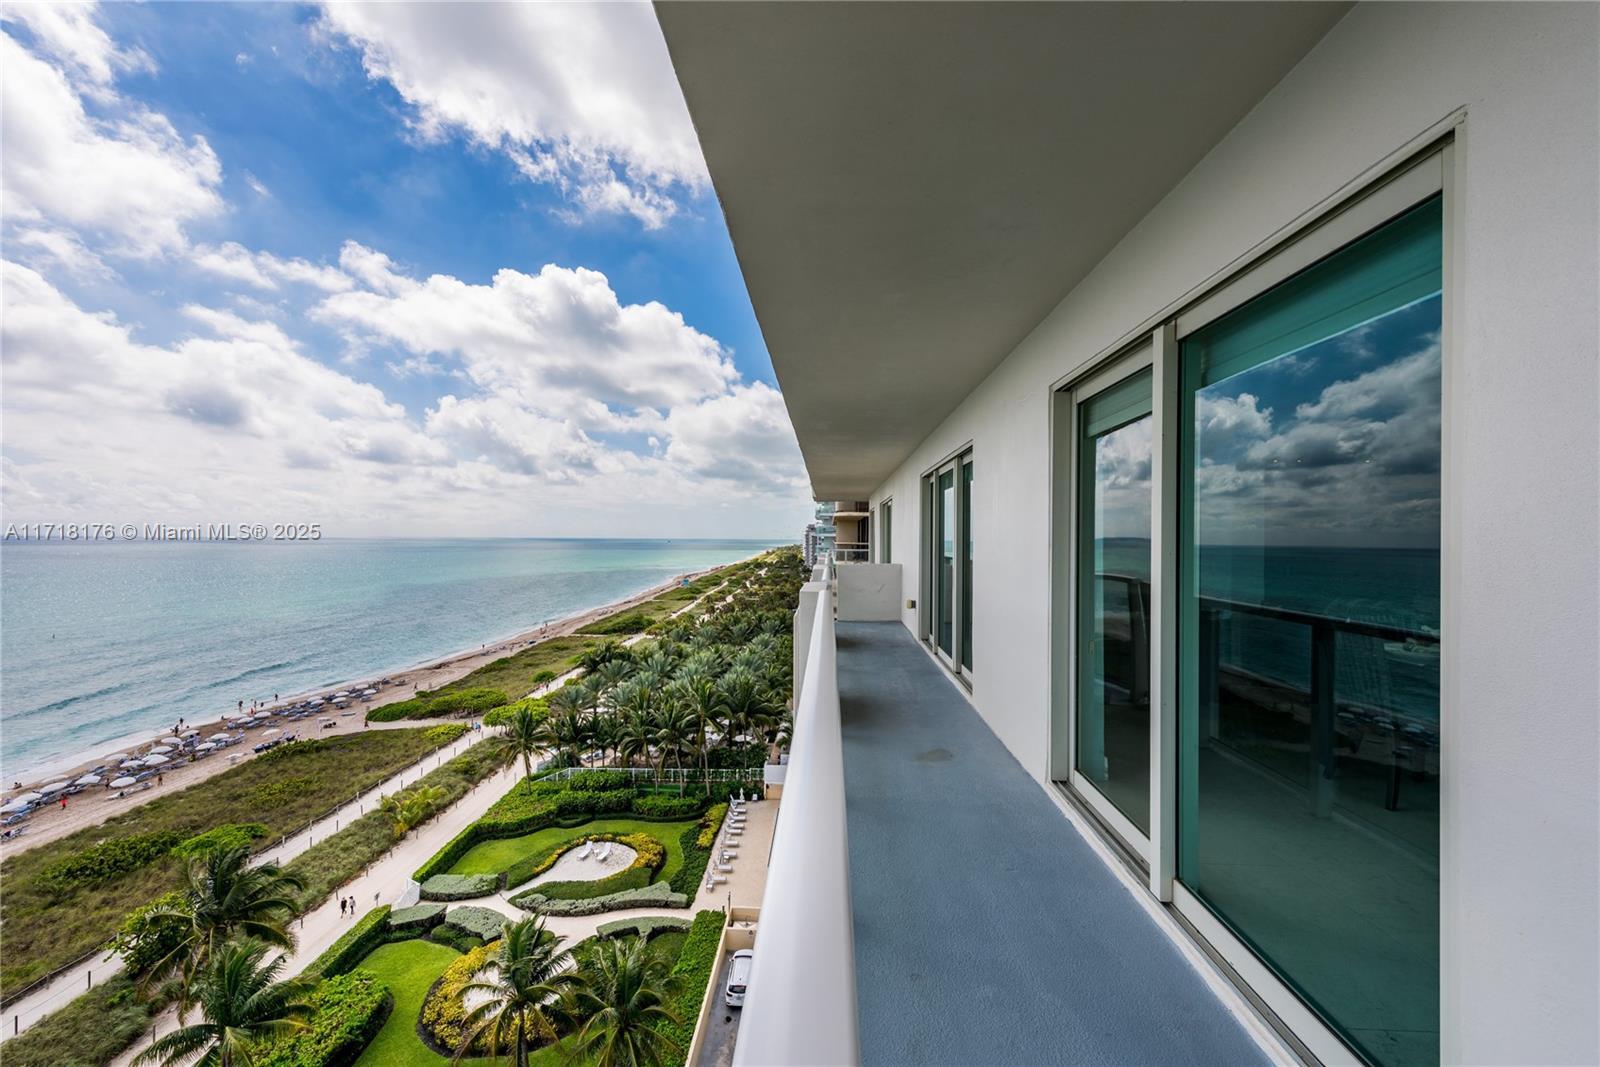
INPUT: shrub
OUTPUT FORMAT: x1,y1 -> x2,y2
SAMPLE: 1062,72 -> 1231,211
440,905 -> 509,941
35,830 -> 184,892
365,698 -> 430,723
251,777 -> 315,808
422,723 -> 468,745
169,822 -> 268,859
562,770 -> 633,792
0,973 -> 160,1067
596,915 -> 692,940
104,890 -> 190,973
552,789 -> 632,817
579,611 -> 651,636
510,880 -> 686,916
631,793 -> 705,819
670,822 -> 714,898
257,969 -> 389,1067
483,697 -> 546,728
307,905 -> 391,979
504,831 -> 663,892
531,669 -> 558,685
420,941 -> 542,1055
426,924 -> 484,953
387,903 -> 446,933
696,804 -> 728,850
419,873 -> 497,901
659,911 -> 725,1067
255,740 -> 329,765
426,687 -> 510,717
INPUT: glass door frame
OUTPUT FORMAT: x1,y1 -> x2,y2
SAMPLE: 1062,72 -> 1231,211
1053,345 -> 1156,864
922,447 -> 973,680
1044,141 -> 1451,1067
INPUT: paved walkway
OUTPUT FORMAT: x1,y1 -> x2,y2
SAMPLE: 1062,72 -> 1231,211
836,622 -> 1269,1067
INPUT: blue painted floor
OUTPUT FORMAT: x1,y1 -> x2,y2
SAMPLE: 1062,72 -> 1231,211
837,622 -> 1269,1067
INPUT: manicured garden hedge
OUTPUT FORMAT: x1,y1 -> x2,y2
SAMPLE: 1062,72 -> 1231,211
502,829 -> 663,892
669,803 -> 728,896
387,903 -> 446,933
257,969 -> 390,1067
307,905 -> 391,979
509,880 -> 686,916
440,905 -> 508,942
660,911 -> 727,1067
418,872 -> 498,901
596,915 -> 692,940
419,942 -> 506,1055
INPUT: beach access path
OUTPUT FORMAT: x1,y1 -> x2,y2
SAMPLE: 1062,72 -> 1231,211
0,563 -> 736,861
2,564 -> 742,1042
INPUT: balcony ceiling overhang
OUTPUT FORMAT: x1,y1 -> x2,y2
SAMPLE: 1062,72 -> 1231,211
657,2 -> 1348,500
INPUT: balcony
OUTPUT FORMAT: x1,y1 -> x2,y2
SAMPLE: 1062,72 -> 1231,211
738,578 -> 1267,1065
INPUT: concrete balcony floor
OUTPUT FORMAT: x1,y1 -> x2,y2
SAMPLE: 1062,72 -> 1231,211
837,621 -> 1268,1066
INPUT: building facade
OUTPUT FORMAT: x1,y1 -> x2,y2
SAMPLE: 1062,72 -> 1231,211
663,4 -> 1599,1065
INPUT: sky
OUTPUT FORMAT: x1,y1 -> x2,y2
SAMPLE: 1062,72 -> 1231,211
0,1 -> 812,540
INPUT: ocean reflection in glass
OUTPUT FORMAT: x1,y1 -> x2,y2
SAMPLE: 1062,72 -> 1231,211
1076,369 -> 1153,834
1178,198 -> 1442,1067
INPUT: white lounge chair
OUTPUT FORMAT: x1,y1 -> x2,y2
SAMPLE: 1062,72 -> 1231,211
578,840 -> 593,860
597,841 -> 612,862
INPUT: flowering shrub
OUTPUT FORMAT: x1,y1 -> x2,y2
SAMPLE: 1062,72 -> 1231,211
695,804 -> 728,849
420,940 -> 545,1055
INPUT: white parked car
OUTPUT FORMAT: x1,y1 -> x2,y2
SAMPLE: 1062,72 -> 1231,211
724,949 -> 753,1008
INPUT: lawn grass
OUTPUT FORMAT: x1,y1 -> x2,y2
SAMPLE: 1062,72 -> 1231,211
0,728 -> 456,998
446,817 -> 696,886
428,636 -> 598,701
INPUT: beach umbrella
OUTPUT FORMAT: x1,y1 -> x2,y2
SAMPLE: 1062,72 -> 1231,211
262,728 -> 281,736
159,736 -> 183,745
2,798 -> 36,814
193,742 -> 216,752
105,753 -> 129,762
149,745 -> 173,755
74,773 -> 103,786
210,733 -> 231,741
181,729 -> 200,737
109,776 -> 137,788
141,754 -> 171,766
40,781 -> 72,795
120,760 -> 142,769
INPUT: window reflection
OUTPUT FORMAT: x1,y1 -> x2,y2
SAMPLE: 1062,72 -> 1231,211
1180,200 -> 1442,1067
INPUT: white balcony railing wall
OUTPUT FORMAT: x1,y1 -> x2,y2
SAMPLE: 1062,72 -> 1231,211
733,567 -> 859,1066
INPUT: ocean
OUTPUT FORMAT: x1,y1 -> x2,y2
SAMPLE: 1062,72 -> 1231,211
0,538 -> 779,780
1097,539 -> 1441,725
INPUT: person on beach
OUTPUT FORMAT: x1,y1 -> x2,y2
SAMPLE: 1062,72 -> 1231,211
60,795 -> 67,809
157,773 -> 163,786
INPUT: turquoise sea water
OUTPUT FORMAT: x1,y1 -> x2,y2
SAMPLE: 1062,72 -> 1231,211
0,538 -> 778,779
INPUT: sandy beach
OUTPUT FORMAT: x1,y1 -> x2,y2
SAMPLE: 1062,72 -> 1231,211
0,560 -> 738,859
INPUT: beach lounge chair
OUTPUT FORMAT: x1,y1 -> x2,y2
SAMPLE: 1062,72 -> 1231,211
578,840 -> 593,860
597,842 -> 612,862
714,858 -> 733,872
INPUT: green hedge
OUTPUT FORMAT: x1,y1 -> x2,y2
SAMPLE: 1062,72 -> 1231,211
660,911 -> 726,1067
257,969 -> 390,1067
509,880 -> 686,916
596,915 -> 692,940
669,822 -> 715,897
440,905 -> 509,941
418,873 -> 497,901
425,924 -> 483,953
535,864 -> 654,901
34,830 -> 185,892
387,903 -> 446,932
631,793 -> 705,819
306,905 -> 391,979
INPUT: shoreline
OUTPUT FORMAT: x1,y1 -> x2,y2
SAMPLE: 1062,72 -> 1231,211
0,553 -> 757,852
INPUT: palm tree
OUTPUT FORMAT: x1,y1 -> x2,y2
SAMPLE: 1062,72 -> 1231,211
381,783 -> 446,836
509,703 -> 542,779
145,845 -> 303,1007
616,711 -> 656,780
718,668 -> 778,751
651,705 -> 696,794
669,676 -> 728,794
135,939 -> 311,1067
546,685 -> 587,721
456,917 -> 583,1067
565,936 -> 683,1067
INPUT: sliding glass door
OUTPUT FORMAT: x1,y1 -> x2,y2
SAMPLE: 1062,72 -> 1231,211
925,451 -> 973,676
1177,196 -> 1443,1067
1070,363 -> 1154,842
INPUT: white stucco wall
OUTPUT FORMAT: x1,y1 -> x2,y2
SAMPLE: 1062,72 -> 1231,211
868,4 -> 1598,1063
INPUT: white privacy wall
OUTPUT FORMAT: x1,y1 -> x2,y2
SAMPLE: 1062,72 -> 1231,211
869,4 -> 1598,1063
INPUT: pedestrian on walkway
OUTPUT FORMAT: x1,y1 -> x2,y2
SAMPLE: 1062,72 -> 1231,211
339,897 -> 347,917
